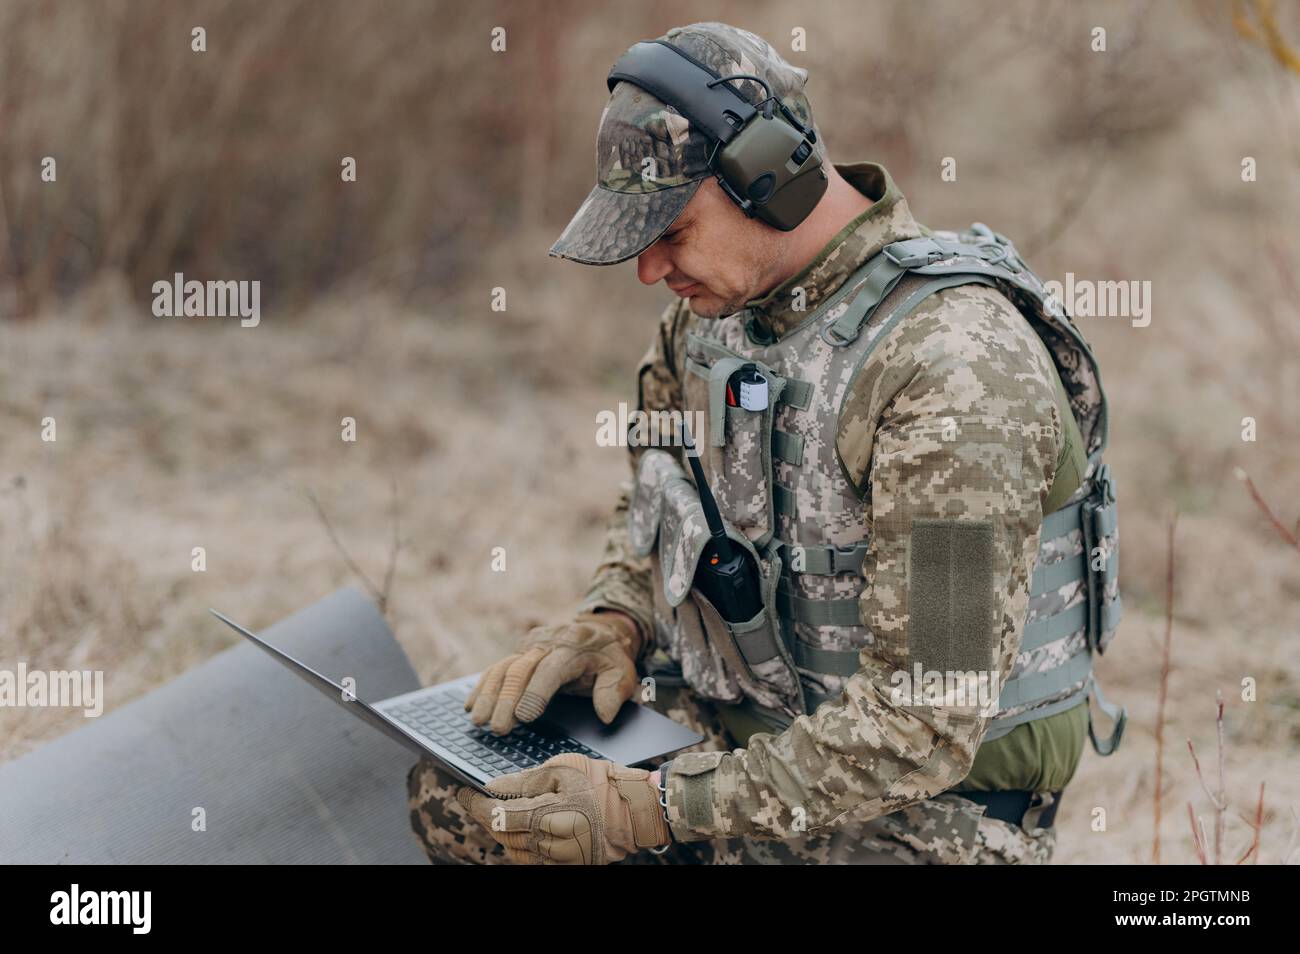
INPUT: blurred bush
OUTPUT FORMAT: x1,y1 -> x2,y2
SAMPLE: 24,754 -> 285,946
0,0 -> 1246,318
0,0 -> 535,315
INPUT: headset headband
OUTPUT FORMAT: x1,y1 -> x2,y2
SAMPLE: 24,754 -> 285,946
605,38 -> 826,233
606,40 -> 758,147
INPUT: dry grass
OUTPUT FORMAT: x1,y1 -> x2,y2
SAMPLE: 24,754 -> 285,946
0,275 -> 639,759
2,0 -> 1299,863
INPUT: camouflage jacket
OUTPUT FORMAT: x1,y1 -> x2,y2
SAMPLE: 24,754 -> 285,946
579,161 -> 1064,842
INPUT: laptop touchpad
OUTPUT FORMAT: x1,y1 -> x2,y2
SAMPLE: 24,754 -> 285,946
541,694 -> 704,766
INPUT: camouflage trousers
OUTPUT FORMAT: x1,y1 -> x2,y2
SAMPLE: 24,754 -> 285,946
406,684 -> 1056,865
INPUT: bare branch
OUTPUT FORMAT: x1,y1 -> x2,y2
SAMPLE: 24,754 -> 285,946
303,487 -> 385,611
1188,803 -> 1209,864
380,472 -> 402,615
1187,737 -> 1227,811
1233,783 -> 1264,864
1235,468 -> 1300,553
1234,0 -> 1300,76
1286,807 -> 1300,865
1022,156 -> 1107,258
1153,512 -> 1178,865
1214,692 -> 1226,865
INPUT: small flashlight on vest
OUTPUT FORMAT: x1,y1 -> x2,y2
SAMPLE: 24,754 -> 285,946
730,364 -> 768,411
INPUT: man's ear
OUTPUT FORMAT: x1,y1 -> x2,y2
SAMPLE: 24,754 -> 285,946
692,176 -> 733,217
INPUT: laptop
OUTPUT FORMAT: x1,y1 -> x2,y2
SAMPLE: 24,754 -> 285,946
210,609 -> 704,790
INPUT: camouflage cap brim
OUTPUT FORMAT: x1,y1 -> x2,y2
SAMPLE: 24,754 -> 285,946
548,178 -> 701,266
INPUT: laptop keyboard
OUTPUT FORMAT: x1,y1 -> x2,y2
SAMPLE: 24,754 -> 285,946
386,687 -> 602,779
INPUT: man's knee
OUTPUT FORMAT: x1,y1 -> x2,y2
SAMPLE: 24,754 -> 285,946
405,759 -> 508,865
971,815 -> 1057,865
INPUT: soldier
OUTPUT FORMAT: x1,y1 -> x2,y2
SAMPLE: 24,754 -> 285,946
408,21 -> 1123,865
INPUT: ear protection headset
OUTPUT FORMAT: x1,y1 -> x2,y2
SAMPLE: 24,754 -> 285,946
607,40 -> 827,232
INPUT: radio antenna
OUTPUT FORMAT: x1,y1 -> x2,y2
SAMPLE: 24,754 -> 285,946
679,419 -> 735,564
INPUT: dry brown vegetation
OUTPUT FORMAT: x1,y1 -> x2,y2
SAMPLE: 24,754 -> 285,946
1,0 -> 1298,863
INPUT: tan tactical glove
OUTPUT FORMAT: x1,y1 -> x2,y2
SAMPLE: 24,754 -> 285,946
464,610 -> 642,735
457,753 -> 670,864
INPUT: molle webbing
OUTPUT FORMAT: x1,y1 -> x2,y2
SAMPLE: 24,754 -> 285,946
821,236 -> 1014,346
769,232 -> 1124,756
662,224 -> 1125,763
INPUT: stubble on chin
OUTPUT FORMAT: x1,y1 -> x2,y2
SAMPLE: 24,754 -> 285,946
687,293 -> 748,320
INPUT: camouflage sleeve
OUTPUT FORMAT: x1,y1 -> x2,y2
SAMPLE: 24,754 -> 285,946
577,299 -> 693,654
663,284 -> 1062,841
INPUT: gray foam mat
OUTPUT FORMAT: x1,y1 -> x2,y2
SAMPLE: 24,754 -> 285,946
0,587 -> 430,863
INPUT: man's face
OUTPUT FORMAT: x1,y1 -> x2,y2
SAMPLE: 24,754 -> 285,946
635,177 -> 785,318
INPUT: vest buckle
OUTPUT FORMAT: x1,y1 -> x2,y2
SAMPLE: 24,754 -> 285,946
1095,463 -> 1116,504
1021,790 -> 1062,833
819,322 -> 859,348
882,237 -> 956,269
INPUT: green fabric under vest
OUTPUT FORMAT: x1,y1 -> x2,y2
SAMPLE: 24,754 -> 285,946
955,698 -> 1089,793
1042,353 -> 1087,515
719,696 -> 1088,795
716,701 -> 792,749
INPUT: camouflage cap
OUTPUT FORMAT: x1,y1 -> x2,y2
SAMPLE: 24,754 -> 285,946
549,22 -> 824,266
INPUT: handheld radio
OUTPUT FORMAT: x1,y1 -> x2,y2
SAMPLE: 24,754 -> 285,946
679,422 -> 764,624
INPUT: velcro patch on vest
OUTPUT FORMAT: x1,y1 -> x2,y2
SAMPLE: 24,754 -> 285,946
907,519 -> 997,674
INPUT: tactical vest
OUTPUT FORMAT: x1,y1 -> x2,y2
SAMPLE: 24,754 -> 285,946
628,223 -> 1126,759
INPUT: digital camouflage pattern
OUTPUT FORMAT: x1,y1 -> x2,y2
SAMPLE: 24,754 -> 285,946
649,167 -> 945,723
405,10 -> 1103,860
574,161 -> 924,649
406,160 -> 1079,864
408,685 -> 1055,864
583,160 -> 1067,851
550,22 -> 825,266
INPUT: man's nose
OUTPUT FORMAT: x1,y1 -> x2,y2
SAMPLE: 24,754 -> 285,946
636,241 -> 672,286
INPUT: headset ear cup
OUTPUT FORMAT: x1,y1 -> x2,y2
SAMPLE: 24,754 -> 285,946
714,114 -> 826,231
746,173 -> 776,204
757,162 -> 827,231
